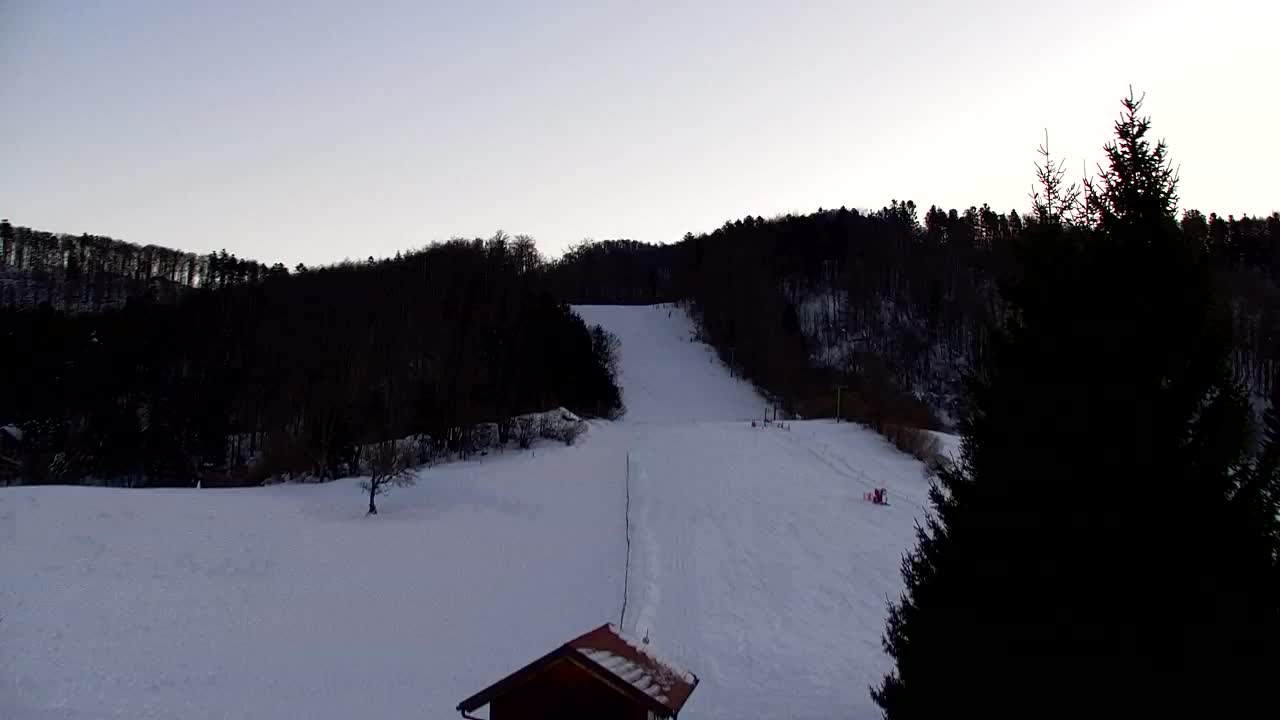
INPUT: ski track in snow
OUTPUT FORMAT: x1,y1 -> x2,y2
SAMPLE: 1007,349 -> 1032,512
2,304 -> 943,719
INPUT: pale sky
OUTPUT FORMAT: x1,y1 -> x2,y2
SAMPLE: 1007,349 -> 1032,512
2,1 -> 1276,266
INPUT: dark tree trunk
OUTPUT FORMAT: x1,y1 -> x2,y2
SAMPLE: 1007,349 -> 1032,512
367,480 -> 378,515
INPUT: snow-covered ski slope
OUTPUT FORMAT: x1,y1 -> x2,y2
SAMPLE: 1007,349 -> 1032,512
1,305 -> 941,720
574,305 -> 765,422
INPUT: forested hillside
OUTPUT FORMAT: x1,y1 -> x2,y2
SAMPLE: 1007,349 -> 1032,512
9,198 -> 1273,487
0,218 -> 284,312
548,203 -> 1280,430
1,233 -> 622,486
5,139 -> 1277,484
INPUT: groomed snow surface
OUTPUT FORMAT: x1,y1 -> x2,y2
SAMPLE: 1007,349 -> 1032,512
1,304 -> 945,719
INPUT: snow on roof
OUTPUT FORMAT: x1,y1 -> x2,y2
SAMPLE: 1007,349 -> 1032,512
579,648 -> 669,703
457,623 -> 698,717
568,624 -> 698,715
605,623 -> 696,686
1,424 -> 21,442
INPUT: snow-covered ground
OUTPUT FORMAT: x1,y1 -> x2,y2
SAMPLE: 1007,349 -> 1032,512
574,304 -> 766,423
1,304 -> 942,719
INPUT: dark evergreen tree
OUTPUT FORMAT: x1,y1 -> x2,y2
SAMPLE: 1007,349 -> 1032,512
873,93 -> 1278,718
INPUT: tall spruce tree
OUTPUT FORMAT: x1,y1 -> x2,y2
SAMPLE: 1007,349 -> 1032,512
873,92 -> 1279,718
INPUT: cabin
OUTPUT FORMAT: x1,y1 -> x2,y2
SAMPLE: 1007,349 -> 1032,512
457,624 -> 698,720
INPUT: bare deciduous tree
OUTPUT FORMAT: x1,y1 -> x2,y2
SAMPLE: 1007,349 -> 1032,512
360,440 -> 414,515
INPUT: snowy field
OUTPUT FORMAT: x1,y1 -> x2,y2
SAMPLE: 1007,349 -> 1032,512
1,305 -> 946,719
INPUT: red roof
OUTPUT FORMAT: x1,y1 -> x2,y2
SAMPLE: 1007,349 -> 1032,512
457,624 -> 699,717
